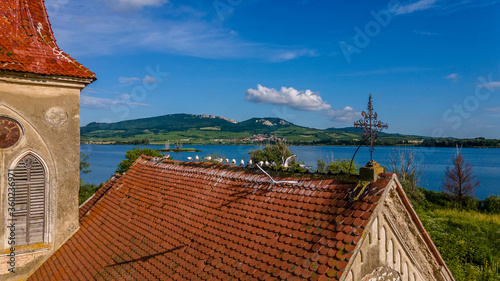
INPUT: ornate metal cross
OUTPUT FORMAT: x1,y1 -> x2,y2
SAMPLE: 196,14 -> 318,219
354,94 -> 388,162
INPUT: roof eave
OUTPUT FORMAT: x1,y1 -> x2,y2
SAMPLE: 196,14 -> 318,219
0,70 -> 96,89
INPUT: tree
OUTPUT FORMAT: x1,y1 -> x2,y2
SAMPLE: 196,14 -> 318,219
116,147 -> 163,174
389,147 -> 424,186
443,147 -> 479,203
249,142 -> 297,169
317,158 -> 327,173
80,152 -> 91,175
388,147 -> 426,205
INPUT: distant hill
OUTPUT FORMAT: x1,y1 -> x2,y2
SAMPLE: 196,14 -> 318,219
81,113 -> 425,145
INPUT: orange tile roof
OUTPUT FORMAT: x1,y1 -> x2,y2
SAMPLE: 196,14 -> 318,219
29,156 -> 394,280
0,0 -> 95,79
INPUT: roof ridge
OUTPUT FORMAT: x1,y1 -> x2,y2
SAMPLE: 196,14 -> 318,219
137,155 -> 357,188
78,174 -> 122,219
137,155 -> 360,184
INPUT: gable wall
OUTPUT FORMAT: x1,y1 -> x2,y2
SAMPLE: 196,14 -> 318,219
343,181 -> 453,281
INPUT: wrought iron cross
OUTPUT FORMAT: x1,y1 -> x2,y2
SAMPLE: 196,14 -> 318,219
354,94 -> 388,161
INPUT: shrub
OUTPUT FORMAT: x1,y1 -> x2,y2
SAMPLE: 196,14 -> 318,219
116,147 -> 163,174
481,195 -> 500,214
328,158 -> 358,174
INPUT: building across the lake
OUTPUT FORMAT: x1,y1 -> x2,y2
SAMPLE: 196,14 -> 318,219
1,1 -> 454,280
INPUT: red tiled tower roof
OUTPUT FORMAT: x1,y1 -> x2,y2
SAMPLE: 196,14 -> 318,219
0,0 -> 95,79
29,157 -> 393,280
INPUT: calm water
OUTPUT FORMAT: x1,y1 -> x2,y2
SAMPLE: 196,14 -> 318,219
80,144 -> 500,199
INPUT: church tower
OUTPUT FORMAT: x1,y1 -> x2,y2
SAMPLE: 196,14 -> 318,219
0,1 -> 95,279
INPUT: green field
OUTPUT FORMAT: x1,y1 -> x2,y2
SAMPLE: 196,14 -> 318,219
81,113 -> 499,147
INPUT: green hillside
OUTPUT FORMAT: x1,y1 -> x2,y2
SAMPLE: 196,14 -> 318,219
81,113 -> 424,145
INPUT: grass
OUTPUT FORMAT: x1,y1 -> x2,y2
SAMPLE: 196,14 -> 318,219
415,204 -> 500,280
431,208 -> 500,224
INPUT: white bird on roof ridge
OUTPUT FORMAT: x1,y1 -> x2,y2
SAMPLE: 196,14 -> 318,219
195,155 -> 199,161
283,155 -> 297,168
204,156 -> 212,161
225,158 -> 230,163
231,159 -> 236,165
240,158 -> 245,166
258,161 -> 264,166
248,159 -> 253,166
271,162 -> 277,167
215,158 -> 223,163
265,160 -> 270,167
187,157 -> 193,161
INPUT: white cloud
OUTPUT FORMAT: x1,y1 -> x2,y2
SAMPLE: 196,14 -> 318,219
445,73 -> 460,82
244,85 -> 331,111
81,95 -> 150,110
442,0 -> 500,13
334,67 -> 433,77
394,0 -> 438,15
49,1 -> 316,61
119,75 -> 157,86
479,81 -> 500,89
104,0 -> 168,11
118,77 -> 141,85
270,49 -> 318,62
325,106 -> 361,122
485,107 -> 500,112
143,75 -> 157,84
413,29 -> 438,36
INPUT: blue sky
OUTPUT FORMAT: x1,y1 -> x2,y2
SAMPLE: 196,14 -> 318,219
47,0 -> 500,138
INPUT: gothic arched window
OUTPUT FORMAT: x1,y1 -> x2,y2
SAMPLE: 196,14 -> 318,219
10,154 -> 46,245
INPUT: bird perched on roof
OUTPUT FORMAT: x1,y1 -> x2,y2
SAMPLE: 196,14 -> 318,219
204,156 -> 212,161
231,159 -> 236,165
225,158 -> 230,163
240,158 -> 245,166
258,161 -> 264,166
248,159 -> 253,166
282,155 -> 297,168
195,155 -> 199,161
299,164 -> 312,170
265,160 -> 270,167
187,157 -> 193,161
271,162 -> 277,167
215,158 -> 223,164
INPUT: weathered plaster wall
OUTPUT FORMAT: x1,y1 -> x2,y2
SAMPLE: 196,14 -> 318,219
343,180 -> 453,281
0,74 -> 89,280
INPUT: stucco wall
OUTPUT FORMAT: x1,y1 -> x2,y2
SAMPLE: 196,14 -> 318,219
0,74 -> 90,280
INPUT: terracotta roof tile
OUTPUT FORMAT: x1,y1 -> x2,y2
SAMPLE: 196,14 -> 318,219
29,157 -> 394,280
0,1 -> 95,79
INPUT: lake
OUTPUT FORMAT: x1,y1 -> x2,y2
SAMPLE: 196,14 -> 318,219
80,144 -> 500,199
